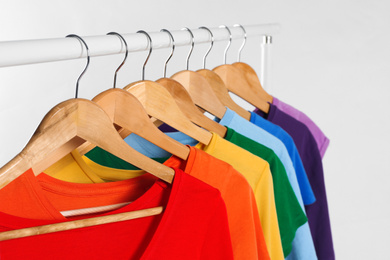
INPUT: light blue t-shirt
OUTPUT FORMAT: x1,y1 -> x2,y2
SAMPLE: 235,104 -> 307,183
250,111 -> 316,205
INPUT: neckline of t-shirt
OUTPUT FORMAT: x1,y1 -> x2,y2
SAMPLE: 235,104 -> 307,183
223,126 -> 234,141
60,143 -> 198,186
251,111 -> 289,142
84,146 -> 199,183
215,106 -> 234,127
33,168 -> 169,220
0,167 -> 183,240
125,133 -> 173,158
255,103 -> 275,121
81,154 -> 147,182
267,103 -> 276,121
119,130 -> 216,172
194,132 -> 218,156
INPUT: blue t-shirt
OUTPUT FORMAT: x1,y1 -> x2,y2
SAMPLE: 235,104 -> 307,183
250,111 -> 315,205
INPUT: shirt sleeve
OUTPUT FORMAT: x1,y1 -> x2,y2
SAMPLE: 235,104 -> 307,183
254,163 -> 285,260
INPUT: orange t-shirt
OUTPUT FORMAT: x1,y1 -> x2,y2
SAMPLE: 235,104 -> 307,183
43,147 -> 270,260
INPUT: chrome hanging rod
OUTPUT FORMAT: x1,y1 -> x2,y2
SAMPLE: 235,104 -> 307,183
0,23 -> 279,68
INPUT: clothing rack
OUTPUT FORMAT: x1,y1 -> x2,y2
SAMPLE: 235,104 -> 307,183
0,23 -> 279,88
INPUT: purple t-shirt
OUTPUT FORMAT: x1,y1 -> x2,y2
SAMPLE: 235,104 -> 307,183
255,97 -> 330,158
255,104 -> 334,260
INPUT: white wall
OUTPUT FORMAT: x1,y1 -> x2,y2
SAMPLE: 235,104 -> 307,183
1,0 -> 389,258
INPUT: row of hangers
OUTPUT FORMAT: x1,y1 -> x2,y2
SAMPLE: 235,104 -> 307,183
0,24 -> 274,241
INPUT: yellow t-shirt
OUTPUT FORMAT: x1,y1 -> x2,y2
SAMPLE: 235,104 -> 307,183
46,133 -> 284,260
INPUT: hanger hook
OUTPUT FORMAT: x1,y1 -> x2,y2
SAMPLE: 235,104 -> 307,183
107,32 -> 128,88
66,34 -> 90,98
198,26 -> 214,69
137,30 -> 152,80
181,27 -> 194,70
233,24 -> 247,62
160,29 -> 175,78
219,25 -> 232,64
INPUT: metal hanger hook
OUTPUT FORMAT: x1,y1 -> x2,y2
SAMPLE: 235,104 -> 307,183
160,29 -> 175,78
219,25 -> 232,64
198,26 -> 214,69
181,27 -> 194,70
137,30 -> 153,80
66,34 -> 90,98
107,32 -> 128,88
233,24 -> 247,62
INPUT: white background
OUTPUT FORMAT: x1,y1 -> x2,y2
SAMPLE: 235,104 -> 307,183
1,0 -> 389,258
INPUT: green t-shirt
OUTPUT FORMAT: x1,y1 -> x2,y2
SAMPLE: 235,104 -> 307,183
86,127 -> 307,256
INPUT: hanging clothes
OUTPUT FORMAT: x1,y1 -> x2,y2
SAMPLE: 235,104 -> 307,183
0,25 -> 333,260
86,127 -> 311,259
44,146 -> 271,260
255,103 -> 335,260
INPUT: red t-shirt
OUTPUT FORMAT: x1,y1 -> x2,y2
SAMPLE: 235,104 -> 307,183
0,168 -> 233,259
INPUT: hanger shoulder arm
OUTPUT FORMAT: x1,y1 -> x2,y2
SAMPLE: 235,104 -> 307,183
233,62 -> 273,103
197,69 -> 251,120
156,78 -> 226,138
213,65 -> 270,114
125,81 -> 212,145
92,89 -> 190,160
171,71 -> 227,119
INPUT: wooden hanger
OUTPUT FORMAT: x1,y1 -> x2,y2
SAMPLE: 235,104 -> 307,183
195,26 -> 251,120
170,28 -> 227,120
157,78 -> 226,137
0,35 -> 174,187
0,206 -> 163,241
0,34 -> 172,241
213,25 -> 270,113
125,80 -> 212,145
213,64 -> 270,113
155,29 -> 226,137
77,33 -> 189,159
0,99 -> 174,188
124,31 -> 212,145
232,24 -> 273,103
0,104 -> 175,187
232,62 -> 273,103
196,69 -> 251,120
79,89 -> 190,160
